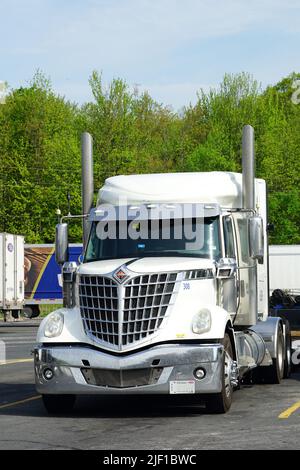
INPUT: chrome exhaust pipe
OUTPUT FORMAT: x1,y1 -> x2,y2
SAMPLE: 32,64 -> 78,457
81,132 -> 94,247
242,125 -> 255,210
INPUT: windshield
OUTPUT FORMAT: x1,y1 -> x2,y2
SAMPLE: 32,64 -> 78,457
84,217 -> 221,262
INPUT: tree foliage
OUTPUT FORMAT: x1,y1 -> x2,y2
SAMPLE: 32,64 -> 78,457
1,70 -> 300,244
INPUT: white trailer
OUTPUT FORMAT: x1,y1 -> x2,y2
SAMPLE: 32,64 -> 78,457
269,245 -> 300,355
269,245 -> 300,294
34,126 -> 291,414
0,233 -> 24,319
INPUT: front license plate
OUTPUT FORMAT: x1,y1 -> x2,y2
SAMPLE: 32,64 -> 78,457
169,380 -> 195,394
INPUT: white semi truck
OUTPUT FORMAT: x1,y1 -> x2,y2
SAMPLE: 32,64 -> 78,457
34,126 -> 291,414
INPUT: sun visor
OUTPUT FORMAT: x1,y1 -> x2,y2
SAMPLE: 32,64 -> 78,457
89,203 -> 221,222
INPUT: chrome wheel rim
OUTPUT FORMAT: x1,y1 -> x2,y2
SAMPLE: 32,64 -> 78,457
277,333 -> 284,375
224,351 -> 233,398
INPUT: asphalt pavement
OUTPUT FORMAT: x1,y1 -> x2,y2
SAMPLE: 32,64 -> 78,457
0,323 -> 300,450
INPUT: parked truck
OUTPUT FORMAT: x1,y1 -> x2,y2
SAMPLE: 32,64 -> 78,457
0,233 -> 24,320
34,126 -> 291,414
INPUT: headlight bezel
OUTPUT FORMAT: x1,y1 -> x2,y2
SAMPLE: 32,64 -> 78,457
44,311 -> 64,338
192,308 -> 212,335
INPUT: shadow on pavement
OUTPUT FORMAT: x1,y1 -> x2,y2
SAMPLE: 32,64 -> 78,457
0,384 -> 209,418
0,383 -> 36,402
75,395 -> 208,418
291,367 -> 300,380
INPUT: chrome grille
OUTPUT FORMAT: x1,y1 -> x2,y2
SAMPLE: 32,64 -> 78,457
79,276 -> 119,346
123,273 -> 177,346
79,272 -> 178,350
81,367 -> 163,388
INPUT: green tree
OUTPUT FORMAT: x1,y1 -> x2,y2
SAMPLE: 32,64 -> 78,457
184,72 -> 262,173
0,72 -> 82,242
1,70 -> 300,245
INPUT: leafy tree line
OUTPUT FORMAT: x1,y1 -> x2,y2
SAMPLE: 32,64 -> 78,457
0,70 -> 300,244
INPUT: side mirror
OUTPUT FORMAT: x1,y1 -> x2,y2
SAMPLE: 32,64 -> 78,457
216,258 -> 237,279
249,216 -> 264,264
55,223 -> 69,265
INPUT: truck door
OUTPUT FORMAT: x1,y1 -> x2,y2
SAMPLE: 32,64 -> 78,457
221,215 -> 238,319
232,212 -> 258,326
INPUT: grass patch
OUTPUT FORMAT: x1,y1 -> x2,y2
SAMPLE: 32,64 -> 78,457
0,304 -> 62,321
39,305 -> 62,318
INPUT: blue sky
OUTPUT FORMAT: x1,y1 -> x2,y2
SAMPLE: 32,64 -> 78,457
1,0 -> 300,110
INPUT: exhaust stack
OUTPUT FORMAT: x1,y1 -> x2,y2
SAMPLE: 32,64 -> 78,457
81,132 -> 94,247
242,125 -> 255,210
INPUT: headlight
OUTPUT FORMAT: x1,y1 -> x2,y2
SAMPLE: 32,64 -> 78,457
192,309 -> 211,334
44,312 -> 64,338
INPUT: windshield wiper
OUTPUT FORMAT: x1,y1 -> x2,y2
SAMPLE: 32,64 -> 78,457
84,251 -> 210,262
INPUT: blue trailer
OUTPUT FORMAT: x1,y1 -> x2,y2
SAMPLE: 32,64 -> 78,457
24,244 -> 82,318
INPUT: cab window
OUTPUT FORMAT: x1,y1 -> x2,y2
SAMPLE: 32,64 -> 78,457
223,216 -> 236,259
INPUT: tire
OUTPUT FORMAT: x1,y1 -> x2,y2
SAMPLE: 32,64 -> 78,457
262,326 -> 285,384
23,306 -> 34,319
31,305 -> 40,318
206,333 -> 233,414
23,305 -> 40,319
42,394 -> 76,415
283,322 -> 292,379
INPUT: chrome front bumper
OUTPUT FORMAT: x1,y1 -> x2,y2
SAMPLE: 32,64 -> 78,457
34,343 -> 224,395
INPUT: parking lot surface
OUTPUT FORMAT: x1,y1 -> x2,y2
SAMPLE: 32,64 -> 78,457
0,324 -> 299,450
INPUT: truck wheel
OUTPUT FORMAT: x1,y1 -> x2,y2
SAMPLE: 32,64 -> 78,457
263,326 -> 285,384
283,322 -> 292,379
23,305 -> 40,319
206,333 -> 233,414
42,394 -> 76,414
23,306 -> 34,319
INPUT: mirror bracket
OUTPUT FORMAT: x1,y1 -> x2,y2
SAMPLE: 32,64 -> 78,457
216,258 -> 237,279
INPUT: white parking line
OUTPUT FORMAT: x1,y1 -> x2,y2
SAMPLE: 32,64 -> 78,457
0,337 -> 36,341
5,341 -> 36,345
0,358 -> 33,366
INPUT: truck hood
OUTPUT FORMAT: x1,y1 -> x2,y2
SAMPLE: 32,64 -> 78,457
78,257 -> 215,276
